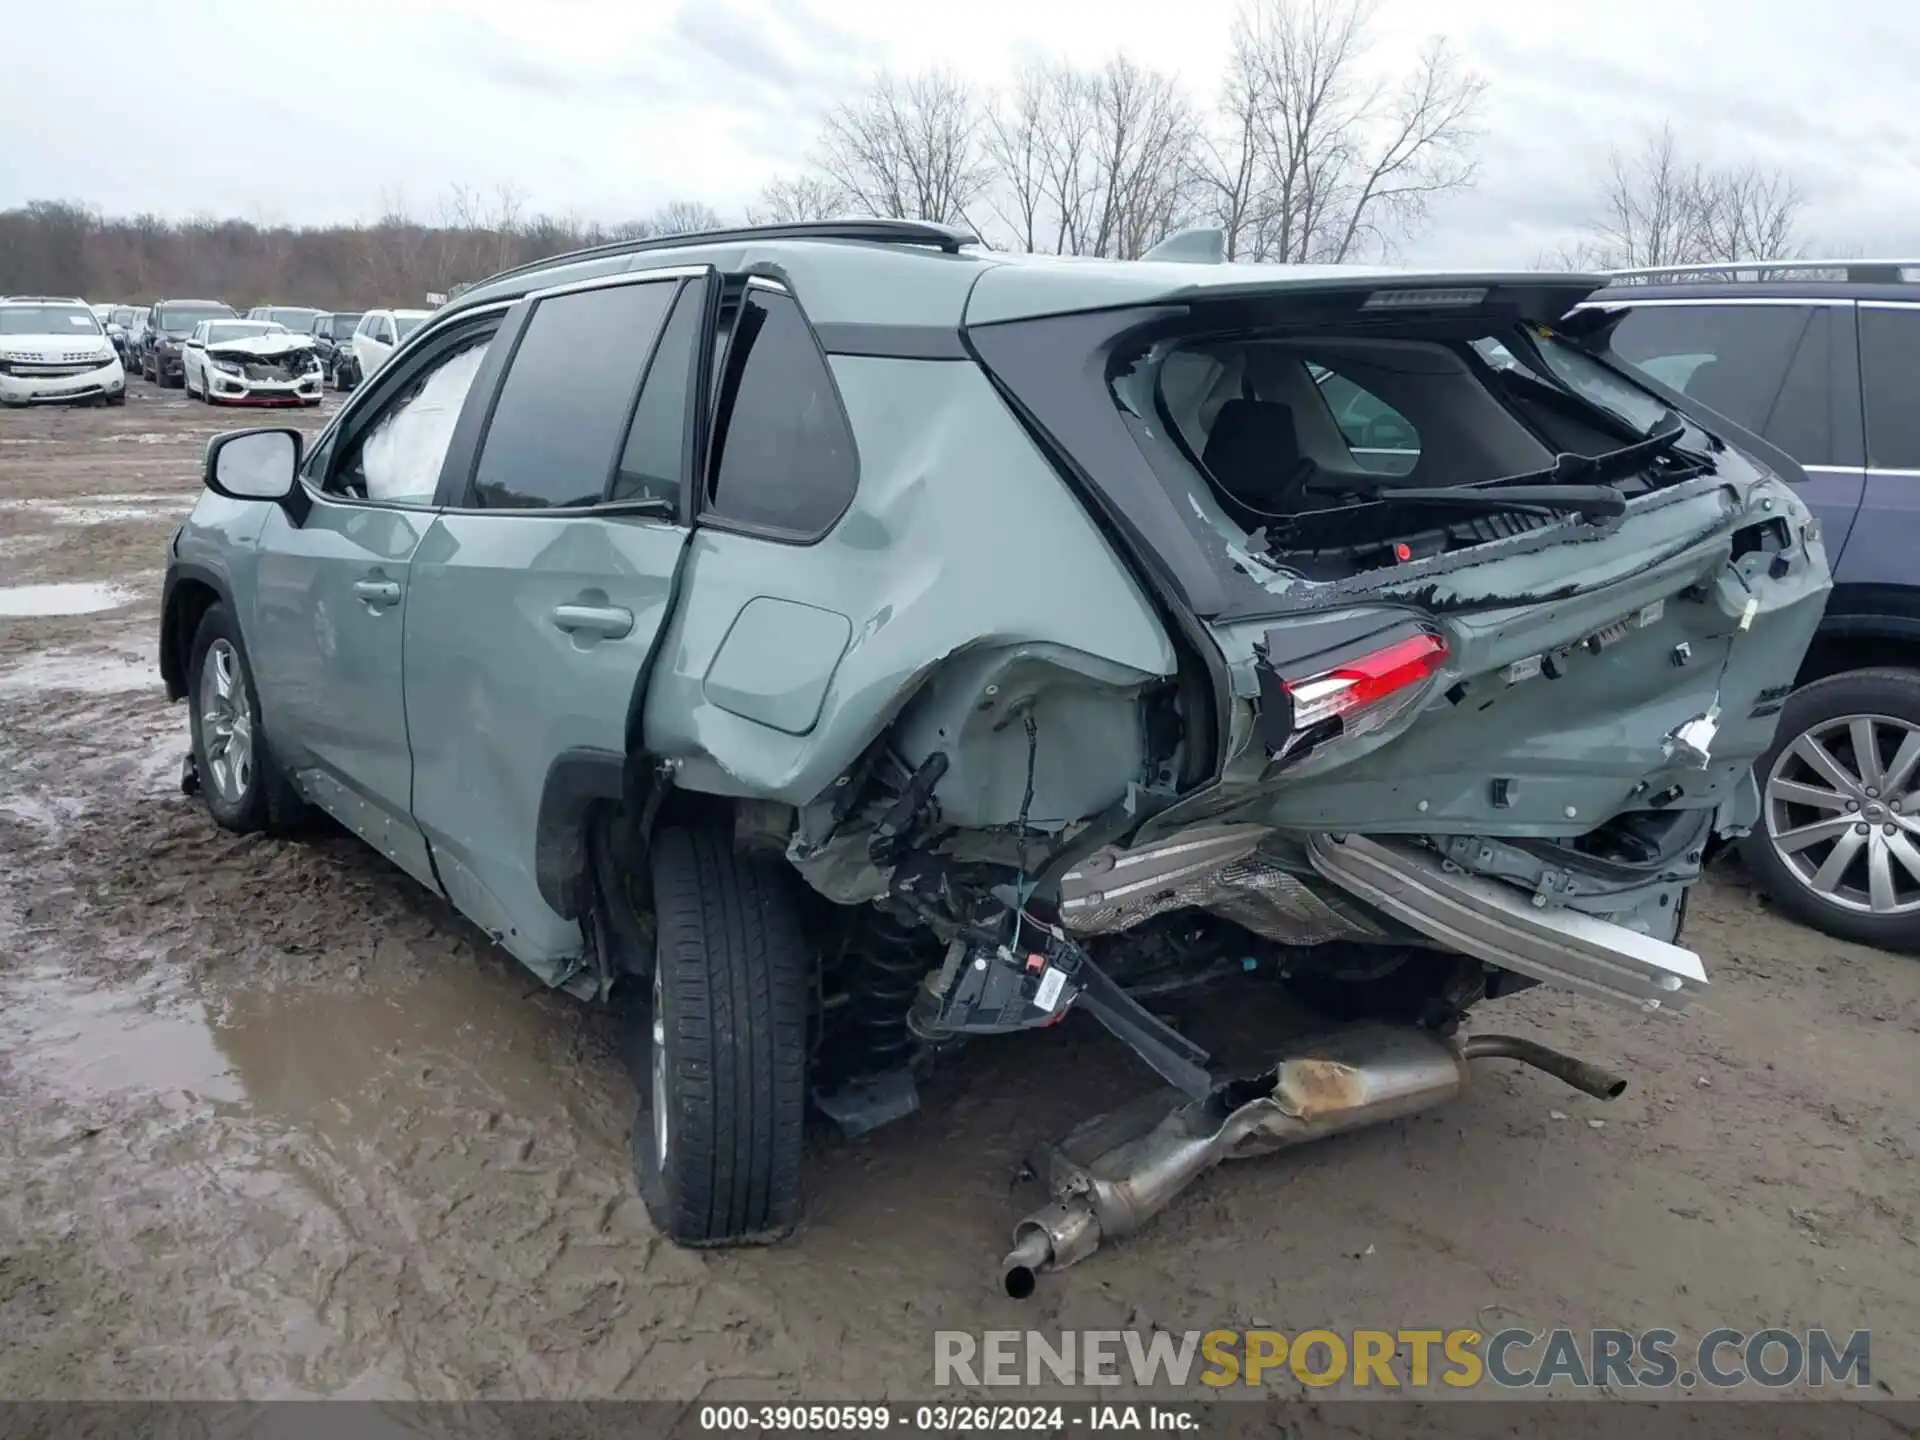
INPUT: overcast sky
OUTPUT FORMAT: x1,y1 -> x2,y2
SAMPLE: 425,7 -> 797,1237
6,0 -> 1919,266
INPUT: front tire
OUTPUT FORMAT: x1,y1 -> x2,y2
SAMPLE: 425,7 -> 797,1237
1741,668 -> 1920,954
632,827 -> 809,1246
187,604 -> 306,834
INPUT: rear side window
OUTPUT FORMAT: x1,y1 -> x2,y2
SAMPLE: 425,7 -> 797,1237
1312,366 -> 1420,475
469,280 -> 677,510
1860,306 -> 1920,470
705,286 -> 858,538
1607,303 -> 1832,464
611,280 -> 704,512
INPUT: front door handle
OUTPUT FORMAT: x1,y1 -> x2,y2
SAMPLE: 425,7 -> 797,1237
353,578 -> 402,607
550,603 -> 635,640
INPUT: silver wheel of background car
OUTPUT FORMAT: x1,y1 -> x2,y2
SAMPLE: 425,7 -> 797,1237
1764,712 -> 1920,916
198,638 -> 255,804
651,962 -> 669,1168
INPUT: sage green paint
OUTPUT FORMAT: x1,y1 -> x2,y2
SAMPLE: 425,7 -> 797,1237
249,494 -> 438,889
640,354 -> 1174,811
703,597 -> 853,736
402,510 -> 689,978
174,227 -> 1829,999
1135,470 -> 1831,847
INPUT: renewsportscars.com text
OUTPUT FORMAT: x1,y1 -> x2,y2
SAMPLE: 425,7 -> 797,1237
934,1327 -> 1872,1390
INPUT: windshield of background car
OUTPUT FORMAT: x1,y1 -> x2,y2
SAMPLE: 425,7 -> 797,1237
0,305 -> 102,335
110,307 -> 137,326
265,309 -> 319,328
329,314 -> 363,337
157,305 -> 233,335
204,322 -> 286,343
395,315 -> 426,340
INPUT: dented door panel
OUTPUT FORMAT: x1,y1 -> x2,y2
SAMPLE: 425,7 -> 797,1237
642,355 -> 1175,813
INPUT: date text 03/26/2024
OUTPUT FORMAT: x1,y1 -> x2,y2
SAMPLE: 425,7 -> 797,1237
697,1405 -> 1195,1431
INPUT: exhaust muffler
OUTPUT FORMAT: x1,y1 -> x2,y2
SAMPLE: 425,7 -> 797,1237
1001,1023 -> 1624,1298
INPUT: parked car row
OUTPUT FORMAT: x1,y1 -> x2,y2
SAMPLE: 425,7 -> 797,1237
155,219 -> 1882,1283
39,295 -> 439,402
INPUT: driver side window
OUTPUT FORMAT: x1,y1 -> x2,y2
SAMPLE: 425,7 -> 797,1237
328,333 -> 494,505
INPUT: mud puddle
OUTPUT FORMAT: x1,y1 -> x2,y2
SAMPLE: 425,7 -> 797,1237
0,964 -> 241,1104
0,582 -> 134,618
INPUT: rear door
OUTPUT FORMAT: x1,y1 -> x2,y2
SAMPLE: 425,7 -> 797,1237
1841,301 -> 1920,593
402,267 -> 707,977
1602,298 -> 1865,559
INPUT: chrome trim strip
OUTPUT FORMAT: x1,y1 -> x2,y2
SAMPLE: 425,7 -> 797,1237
1573,297 -> 1854,310
525,264 -> 708,303
1803,464 -> 1920,478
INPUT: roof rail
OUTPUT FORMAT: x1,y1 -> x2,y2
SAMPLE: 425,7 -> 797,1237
471,218 -> 983,291
1604,259 -> 1920,285
0,294 -> 87,304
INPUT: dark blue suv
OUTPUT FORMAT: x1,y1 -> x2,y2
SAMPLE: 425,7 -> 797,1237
1582,261 -> 1920,952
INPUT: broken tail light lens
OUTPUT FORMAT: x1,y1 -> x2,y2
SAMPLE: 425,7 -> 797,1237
1284,632 -> 1449,732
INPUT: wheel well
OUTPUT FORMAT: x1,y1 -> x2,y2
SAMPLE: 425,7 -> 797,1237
1794,631 -> 1920,688
162,578 -> 222,701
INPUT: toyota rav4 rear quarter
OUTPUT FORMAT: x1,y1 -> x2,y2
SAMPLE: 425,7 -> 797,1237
967,262 -> 1833,948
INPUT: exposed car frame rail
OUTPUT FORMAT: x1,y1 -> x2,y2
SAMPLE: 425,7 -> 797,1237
468,219 -> 983,291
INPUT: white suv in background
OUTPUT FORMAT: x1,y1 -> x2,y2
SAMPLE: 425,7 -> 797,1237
351,308 -> 431,382
0,295 -> 126,407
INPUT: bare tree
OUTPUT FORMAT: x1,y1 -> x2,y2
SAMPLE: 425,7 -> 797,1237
1196,41 -> 1265,260
976,56 -> 1197,258
1208,0 -> 1485,263
815,67 -> 984,226
1588,124 -> 1704,269
747,174 -> 846,225
1583,122 -> 1807,268
648,200 -> 725,236
1693,163 -> 1805,262
981,64 -> 1054,252
1083,58 -> 1202,259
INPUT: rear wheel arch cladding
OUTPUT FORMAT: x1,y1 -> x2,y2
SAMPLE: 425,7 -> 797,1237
163,574 -> 226,701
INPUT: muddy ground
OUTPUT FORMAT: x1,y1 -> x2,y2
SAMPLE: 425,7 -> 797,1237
1,378 -> 1917,1405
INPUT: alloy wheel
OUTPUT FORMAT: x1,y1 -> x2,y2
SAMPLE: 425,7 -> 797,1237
1764,712 -> 1920,916
198,638 -> 254,804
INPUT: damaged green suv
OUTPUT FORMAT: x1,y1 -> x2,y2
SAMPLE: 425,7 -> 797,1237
161,220 -> 1830,1287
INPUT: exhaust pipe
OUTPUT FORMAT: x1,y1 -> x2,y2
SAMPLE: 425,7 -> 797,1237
1001,1024 -> 1625,1298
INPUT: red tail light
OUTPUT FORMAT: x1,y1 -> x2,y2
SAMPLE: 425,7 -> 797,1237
1283,632 -> 1448,731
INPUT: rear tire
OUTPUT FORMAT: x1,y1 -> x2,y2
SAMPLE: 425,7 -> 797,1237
632,827 -> 809,1246
1740,668 -> 1920,954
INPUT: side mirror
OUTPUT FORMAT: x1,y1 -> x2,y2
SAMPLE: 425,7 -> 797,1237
205,428 -> 302,503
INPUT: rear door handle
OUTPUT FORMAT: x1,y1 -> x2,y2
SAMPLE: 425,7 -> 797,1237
550,603 -> 634,640
353,578 -> 402,607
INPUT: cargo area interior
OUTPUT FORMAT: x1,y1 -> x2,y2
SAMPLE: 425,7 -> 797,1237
1128,321 -> 1717,581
